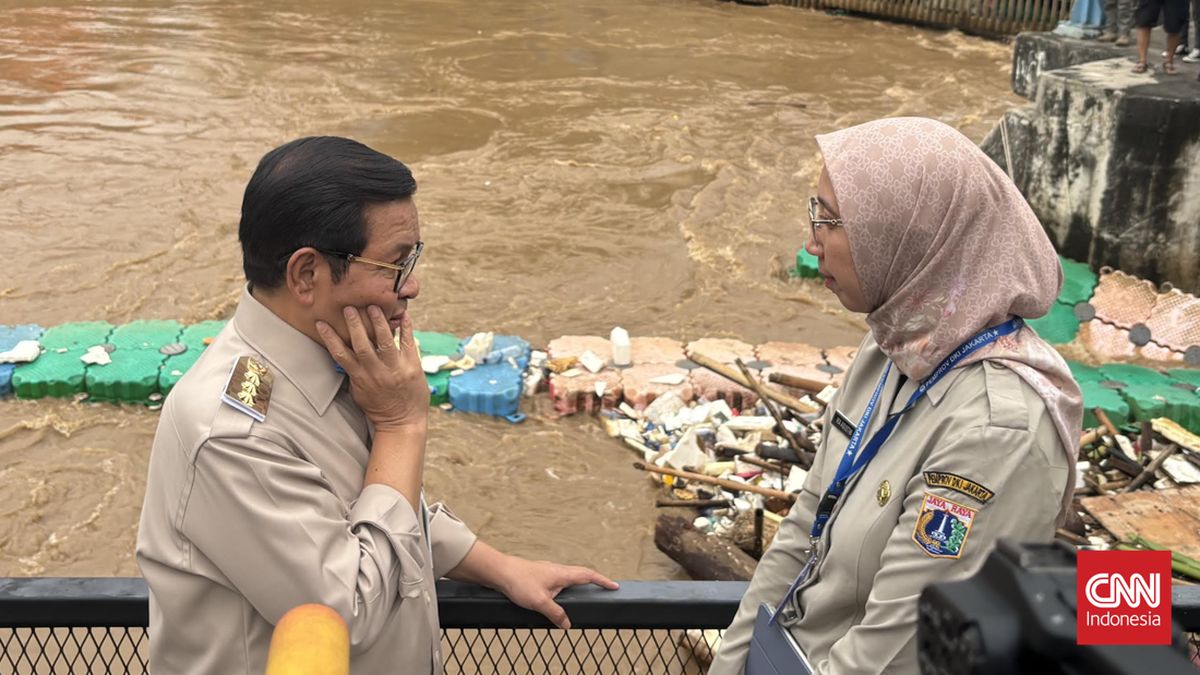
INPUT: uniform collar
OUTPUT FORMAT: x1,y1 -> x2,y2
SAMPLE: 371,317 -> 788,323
232,286 -> 345,415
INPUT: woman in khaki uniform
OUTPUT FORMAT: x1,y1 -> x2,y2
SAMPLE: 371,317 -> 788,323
709,117 -> 1083,674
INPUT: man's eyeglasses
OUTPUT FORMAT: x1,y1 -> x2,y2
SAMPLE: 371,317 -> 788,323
316,241 -> 424,294
809,197 -> 843,241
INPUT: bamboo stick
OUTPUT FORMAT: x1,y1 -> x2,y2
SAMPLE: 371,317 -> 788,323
655,498 -> 734,509
1124,444 -> 1181,492
633,462 -> 797,501
735,359 -> 815,453
1056,528 -> 1090,546
1094,408 -> 1120,439
766,371 -> 827,394
689,351 -> 819,414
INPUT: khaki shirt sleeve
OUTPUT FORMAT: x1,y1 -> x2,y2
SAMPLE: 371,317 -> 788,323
181,436 -> 429,653
707,459 -> 824,675
428,503 -> 477,579
814,424 -> 1067,675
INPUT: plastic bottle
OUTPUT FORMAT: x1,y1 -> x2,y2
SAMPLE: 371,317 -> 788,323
610,326 -> 631,367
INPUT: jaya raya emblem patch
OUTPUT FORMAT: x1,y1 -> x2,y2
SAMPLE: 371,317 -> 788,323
912,493 -> 977,559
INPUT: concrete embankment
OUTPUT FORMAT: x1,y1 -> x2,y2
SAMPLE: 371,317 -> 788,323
981,33 -> 1200,295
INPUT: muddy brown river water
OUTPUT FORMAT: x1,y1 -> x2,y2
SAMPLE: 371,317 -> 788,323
0,0 -> 1021,580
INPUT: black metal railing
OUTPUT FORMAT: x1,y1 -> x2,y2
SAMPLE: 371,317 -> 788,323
0,578 -> 746,674
4,577 -> 1200,673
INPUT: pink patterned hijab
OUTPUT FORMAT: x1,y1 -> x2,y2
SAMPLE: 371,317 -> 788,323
815,117 -> 1083,522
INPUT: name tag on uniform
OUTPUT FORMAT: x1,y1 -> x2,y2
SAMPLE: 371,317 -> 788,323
832,410 -> 856,438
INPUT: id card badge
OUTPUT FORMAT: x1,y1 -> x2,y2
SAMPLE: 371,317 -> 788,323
831,409 -> 856,438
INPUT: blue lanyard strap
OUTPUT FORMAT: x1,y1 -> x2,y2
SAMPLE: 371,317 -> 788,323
808,317 -> 1023,541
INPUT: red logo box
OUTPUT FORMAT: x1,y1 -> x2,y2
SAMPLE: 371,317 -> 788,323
1077,549 -> 1172,645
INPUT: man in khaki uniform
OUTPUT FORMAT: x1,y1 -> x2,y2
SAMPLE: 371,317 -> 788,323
137,136 -> 616,675
708,338 -> 1069,674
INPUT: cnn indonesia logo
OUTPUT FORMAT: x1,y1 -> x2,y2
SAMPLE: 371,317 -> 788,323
1077,549 -> 1172,645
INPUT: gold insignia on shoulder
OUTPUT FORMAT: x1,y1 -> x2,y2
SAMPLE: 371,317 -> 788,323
876,480 -> 892,507
221,356 -> 274,421
923,471 -> 994,504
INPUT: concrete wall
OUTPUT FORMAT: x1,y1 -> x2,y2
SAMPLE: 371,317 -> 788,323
983,34 -> 1200,294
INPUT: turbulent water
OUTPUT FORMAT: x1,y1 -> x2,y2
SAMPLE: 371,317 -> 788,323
0,0 -> 1021,579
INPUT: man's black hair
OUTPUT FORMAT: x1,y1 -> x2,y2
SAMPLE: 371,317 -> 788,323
239,136 -> 417,289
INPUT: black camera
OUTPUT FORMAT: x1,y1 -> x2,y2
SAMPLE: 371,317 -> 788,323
918,539 -> 1195,675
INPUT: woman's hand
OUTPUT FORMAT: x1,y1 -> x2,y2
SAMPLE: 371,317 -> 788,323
316,305 -> 430,433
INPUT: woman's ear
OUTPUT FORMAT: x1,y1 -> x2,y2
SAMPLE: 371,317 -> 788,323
285,248 -> 322,308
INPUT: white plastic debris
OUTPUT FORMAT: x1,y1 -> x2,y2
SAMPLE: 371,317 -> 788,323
594,380 -> 607,398
80,345 -> 111,366
0,340 -> 40,364
649,373 -> 687,386
662,428 -> 709,470
816,385 -> 838,406
610,327 -> 632,367
1076,460 -> 1091,490
1114,434 -> 1136,458
785,465 -> 808,493
618,402 -> 640,419
421,354 -> 451,374
462,332 -> 494,362
560,368 -> 583,378
644,391 -> 686,425
529,350 -> 548,369
693,516 -> 711,530
722,416 -> 777,433
1162,455 -> 1200,484
523,368 -> 544,397
578,350 -> 606,374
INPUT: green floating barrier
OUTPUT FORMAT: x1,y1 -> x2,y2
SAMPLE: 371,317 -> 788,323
1098,363 -> 1172,387
415,332 -> 460,407
1120,383 -> 1200,433
428,370 -> 451,407
414,331 -> 461,357
1027,302 -> 1080,345
180,320 -> 226,347
160,321 -> 227,396
12,349 -> 88,398
159,353 -> 200,398
110,320 -> 184,350
1169,368 -> 1200,390
1079,381 -> 1131,429
1058,256 -> 1098,306
1068,361 -> 1105,384
40,321 -> 113,350
87,350 -> 167,403
794,248 -> 820,279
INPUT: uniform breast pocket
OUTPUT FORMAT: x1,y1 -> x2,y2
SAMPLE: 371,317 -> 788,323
850,476 -> 906,601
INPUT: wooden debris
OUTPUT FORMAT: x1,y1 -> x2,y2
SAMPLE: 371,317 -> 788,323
688,351 -> 818,414
1124,444 -> 1181,492
734,358 -> 814,454
655,513 -> 757,581
1080,486 -> 1200,561
632,462 -> 797,502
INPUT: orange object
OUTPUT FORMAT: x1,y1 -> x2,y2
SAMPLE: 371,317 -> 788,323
265,604 -> 349,675
202,337 -> 215,346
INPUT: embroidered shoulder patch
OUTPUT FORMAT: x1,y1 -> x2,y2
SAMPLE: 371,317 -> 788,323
923,471 -> 994,503
221,356 -> 274,421
912,493 -> 977,559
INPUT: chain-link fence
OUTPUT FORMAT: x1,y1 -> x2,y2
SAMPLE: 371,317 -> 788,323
0,579 -> 742,674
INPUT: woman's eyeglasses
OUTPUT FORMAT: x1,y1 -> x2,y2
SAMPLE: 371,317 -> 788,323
809,197 -> 843,241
